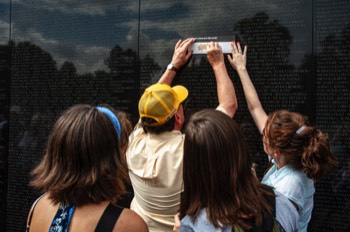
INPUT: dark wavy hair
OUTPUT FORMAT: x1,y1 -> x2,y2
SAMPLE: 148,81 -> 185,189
264,110 -> 338,180
180,109 -> 274,230
30,104 -> 128,206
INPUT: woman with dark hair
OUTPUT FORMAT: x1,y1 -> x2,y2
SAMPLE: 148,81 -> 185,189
228,41 -> 338,231
179,109 -> 299,232
26,104 -> 148,232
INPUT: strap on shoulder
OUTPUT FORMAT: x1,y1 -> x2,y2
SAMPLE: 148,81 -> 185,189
95,203 -> 124,232
263,185 -> 276,217
26,194 -> 45,232
261,186 -> 287,232
249,186 -> 276,232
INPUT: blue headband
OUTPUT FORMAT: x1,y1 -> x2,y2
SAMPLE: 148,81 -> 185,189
96,106 -> 121,139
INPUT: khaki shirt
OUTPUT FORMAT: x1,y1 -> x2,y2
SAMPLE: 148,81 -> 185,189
127,126 -> 184,232
126,106 -> 227,232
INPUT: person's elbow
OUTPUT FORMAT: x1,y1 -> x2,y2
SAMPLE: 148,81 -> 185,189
222,100 -> 238,118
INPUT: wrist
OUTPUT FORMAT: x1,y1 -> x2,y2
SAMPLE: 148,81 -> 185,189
167,63 -> 178,73
211,62 -> 226,71
236,66 -> 247,73
236,66 -> 247,71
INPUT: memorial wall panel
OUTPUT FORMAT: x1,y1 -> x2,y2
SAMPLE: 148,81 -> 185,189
141,0 -> 348,230
0,0 -> 11,231
0,1 -> 10,231
0,0 -> 349,231
7,1 -> 140,231
311,0 -> 350,231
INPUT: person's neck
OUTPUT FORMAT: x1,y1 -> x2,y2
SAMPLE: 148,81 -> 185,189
174,122 -> 183,131
276,158 -> 287,170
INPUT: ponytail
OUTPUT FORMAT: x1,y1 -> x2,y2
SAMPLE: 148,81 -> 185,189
301,129 -> 338,180
265,110 -> 338,180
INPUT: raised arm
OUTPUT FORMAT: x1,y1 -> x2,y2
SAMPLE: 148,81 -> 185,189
206,42 -> 238,118
158,38 -> 195,85
227,42 -> 267,133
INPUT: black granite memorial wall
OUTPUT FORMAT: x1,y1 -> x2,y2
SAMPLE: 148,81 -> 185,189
0,0 -> 349,231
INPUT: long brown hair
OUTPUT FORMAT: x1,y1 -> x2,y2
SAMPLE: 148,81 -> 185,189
30,104 -> 128,205
264,110 -> 338,180
180,109 -> 273,230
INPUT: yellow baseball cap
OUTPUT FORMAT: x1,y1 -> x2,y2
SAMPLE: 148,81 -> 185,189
138,83 -> 188,126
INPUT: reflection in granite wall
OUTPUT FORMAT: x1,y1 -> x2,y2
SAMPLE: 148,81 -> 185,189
312,1 -> 350,231
0,0 -> 348,231
7,1 -> 140,231
0,0 -> 11,231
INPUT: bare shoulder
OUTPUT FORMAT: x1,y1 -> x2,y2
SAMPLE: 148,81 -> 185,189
113,208 -> 149,232
27,194 -> 59,231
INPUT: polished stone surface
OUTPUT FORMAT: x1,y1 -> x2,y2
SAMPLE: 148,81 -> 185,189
0,0 -> 349,231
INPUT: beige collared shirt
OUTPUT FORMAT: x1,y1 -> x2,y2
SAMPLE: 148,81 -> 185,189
127,126 -> 184,232
126,106 -> 227,232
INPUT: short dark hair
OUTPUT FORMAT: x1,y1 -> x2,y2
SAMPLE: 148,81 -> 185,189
30,104 -> 128,206
181,109 -> 273,230
141,116 -> 175,134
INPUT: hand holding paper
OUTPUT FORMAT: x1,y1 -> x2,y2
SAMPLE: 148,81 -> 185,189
188,36 -> 235,54
206,42 -> 225,68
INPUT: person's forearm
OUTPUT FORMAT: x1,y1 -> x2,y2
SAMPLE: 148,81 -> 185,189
236,67 -> 261,111
236,67 -> 267,132
158,69 -> 177,85
213,63 -> 238,118
227,42 -> 267,131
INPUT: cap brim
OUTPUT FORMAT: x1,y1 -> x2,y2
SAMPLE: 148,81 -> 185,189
172,85 -> 188,103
